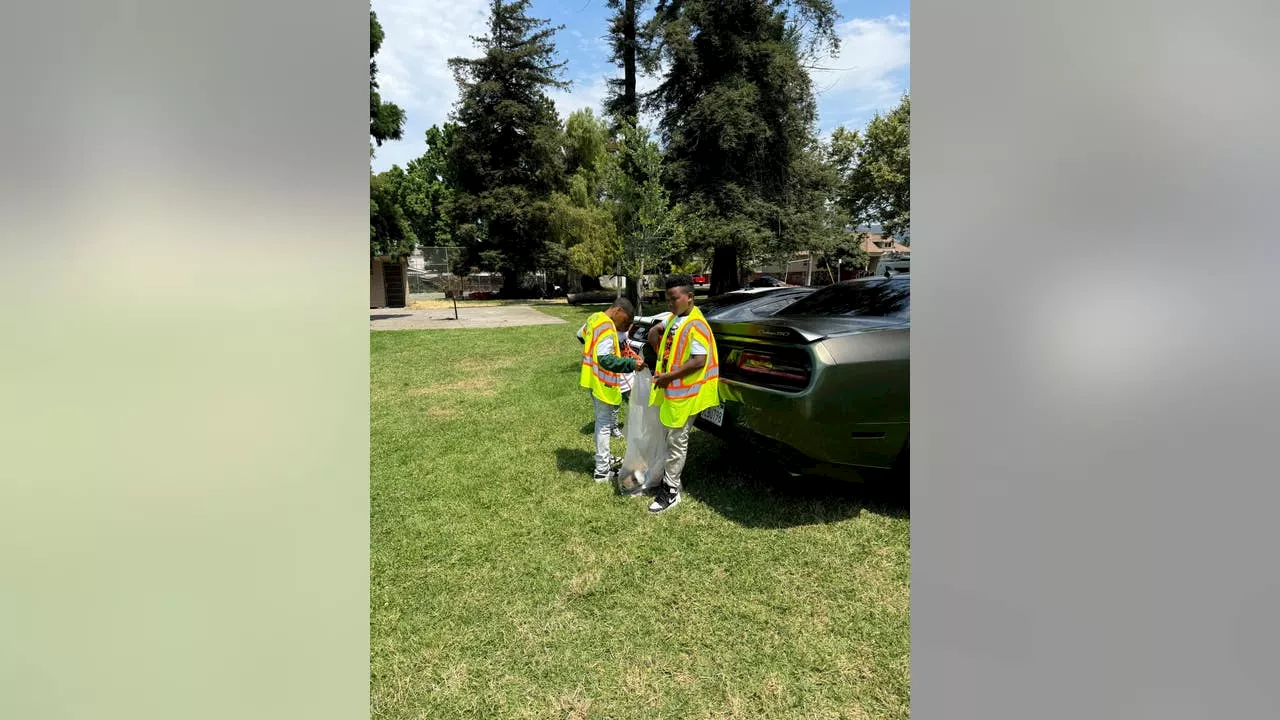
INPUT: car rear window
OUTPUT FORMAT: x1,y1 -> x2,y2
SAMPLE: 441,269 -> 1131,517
699,288 -> 811,316
776,278 -> 910,319
697,294 -> 757,314
748,291 -> 813,317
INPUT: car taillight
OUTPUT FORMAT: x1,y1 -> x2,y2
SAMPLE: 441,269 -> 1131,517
737,352 -> 809,382
721,344 -> 812,392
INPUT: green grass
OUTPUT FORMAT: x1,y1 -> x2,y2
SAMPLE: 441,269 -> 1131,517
371,305 -> 910,720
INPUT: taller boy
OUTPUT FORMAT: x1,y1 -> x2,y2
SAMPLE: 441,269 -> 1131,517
647,275 -> 721,513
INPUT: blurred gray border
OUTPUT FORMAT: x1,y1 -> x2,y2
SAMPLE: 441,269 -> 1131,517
1,1 -> 369,719
915,0 -> 1280,716
6,0 -> 1280,718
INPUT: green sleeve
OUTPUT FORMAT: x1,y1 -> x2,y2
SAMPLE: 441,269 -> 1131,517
598,353 -> 638,373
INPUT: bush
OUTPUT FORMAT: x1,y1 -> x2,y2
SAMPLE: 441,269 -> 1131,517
567,290 -> 619,305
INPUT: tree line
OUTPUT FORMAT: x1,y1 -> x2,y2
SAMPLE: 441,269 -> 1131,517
370,0 -> 909,300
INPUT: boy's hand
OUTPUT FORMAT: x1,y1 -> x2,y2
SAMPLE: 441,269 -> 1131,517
654,372 -> 672,388
633,356 -> 646,371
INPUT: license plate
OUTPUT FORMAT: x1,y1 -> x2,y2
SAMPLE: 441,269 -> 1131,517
700,405 -> 725,426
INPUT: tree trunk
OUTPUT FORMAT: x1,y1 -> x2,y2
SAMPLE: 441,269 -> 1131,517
502,267 -> 521,297
710,245 -> 740,296
623,0 -> 637,123
623,272 -> 641,315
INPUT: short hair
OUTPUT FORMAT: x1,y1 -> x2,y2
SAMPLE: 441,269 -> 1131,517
610,297 -> 636,317
665,274 -> 695,295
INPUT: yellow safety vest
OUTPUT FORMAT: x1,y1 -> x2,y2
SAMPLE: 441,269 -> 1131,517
579,312 -> 623,405
650,305 -> 721,428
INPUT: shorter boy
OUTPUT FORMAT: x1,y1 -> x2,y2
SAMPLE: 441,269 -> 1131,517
577,299 -> 644,482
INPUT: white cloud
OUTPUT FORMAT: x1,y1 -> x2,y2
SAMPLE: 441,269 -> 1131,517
549,75 -> 611,120
811,15 -> 910,124
370,0 -> 491,170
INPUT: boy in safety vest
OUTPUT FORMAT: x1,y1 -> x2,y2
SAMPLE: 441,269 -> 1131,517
645,275 -> 720,513
580,322 -> 642,439
577,298 -> 644,483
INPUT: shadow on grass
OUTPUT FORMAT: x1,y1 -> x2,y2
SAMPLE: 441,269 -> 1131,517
682,433 -> 909,530
555,448 -> 595,476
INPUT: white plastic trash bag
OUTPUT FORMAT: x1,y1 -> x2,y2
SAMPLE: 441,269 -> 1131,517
615,369 -> 667,495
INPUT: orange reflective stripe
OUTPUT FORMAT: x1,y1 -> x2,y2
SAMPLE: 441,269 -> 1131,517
665,366 -> 719,398
671,321 -> 690,369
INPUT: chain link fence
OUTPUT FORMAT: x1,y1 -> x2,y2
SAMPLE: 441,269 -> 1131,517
408,247 -> 560,299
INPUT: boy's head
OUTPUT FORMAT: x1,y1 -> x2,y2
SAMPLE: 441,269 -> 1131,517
665,274 -> 696,315
605,297 -> 636,330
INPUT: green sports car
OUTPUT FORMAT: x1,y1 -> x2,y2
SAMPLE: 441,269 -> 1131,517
695,276 -> 911,482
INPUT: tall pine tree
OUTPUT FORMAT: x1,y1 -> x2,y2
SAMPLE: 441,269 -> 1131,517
605,0 -> 661,306
605,0 -> 655,128
648,0 -> 838,293
447,0 -> 569,295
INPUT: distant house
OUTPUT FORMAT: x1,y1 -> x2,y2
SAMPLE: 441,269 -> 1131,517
748,224 -> 911,285
857,226 -> 911,276
371,256 -> 409,308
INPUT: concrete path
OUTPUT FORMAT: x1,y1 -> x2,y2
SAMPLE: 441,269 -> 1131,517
370,305 -> 567,331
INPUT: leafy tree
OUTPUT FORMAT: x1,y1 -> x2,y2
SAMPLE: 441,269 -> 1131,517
549,109 -> 619,278
370,9 -> 411,257
608,121 -> 684,307
831,93 -> 910,239
446,0 -> 569,295
647,0 -> 840,294
370,10 -> 406,148
403,124 -> 457,247
370,169 -> 417,258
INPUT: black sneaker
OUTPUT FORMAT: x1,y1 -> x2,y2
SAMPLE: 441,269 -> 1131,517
647,485 -> 681,513
593,472 -> 612,483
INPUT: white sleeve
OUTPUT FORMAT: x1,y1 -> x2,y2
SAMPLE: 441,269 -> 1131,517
597,335 -> 615,356
689,337 -> 708,356
576,323 -> 586,340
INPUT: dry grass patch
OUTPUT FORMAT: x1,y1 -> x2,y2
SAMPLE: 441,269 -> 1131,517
407,377 -> 497,397
566,571 -> 601,598
552,691 -> 594,720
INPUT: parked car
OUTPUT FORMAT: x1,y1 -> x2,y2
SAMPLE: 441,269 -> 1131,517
880,256 -> 910,277
747,275 -> 789,288
694,276 -> 910,481
625,286 -> 816,369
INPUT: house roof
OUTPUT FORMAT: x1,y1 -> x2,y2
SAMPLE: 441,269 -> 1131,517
862,234 -> 911,256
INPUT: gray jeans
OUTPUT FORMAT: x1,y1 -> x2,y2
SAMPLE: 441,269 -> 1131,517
592,396 -> 619,477
661,418 -> 696,492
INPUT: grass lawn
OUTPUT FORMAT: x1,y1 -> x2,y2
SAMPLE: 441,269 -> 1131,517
371,304 -> 910,720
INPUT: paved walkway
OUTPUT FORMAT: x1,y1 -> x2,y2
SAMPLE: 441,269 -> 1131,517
370,305 -> 567,331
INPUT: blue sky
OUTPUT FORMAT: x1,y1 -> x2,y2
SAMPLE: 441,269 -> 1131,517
371,0 -> 909,172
